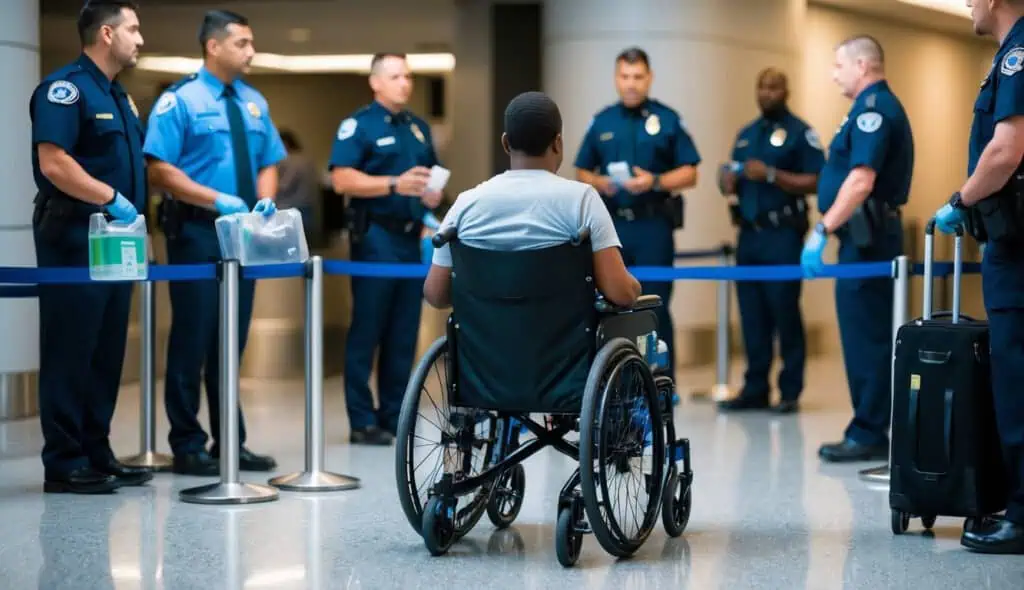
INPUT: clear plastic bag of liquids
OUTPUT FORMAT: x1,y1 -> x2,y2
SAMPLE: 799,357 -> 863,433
215,208 -> 310,266
88,213 -> 148,281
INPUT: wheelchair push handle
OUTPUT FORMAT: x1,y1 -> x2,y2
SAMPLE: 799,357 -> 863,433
431,227 -> 457,248
595,293 -> 663,314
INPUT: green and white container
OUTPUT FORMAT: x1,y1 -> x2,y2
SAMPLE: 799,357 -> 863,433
88,213 -> 148,281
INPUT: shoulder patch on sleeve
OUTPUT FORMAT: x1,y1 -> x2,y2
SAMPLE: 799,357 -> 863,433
1001,47 -> 1024,76
856,112 -> 883,134
337,118 -> 357,141
46,80 -> 79,105
805,128 -> 823,150
154,92 -> 177,116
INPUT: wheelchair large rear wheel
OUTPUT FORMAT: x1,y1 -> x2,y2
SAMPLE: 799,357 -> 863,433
579,337 -> 666,558
395,336 -> 498,540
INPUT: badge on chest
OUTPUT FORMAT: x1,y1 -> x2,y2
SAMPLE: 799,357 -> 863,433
770,127 -> 787,147
645,113 -> 660,136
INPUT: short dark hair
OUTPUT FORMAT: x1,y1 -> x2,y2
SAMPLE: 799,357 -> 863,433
77,0 -> 138,46
280,129 -> 301,151
504,91 -> 562,157
370,52 -> 407,74
199,10 -> 249,56
616,46 -> 650,69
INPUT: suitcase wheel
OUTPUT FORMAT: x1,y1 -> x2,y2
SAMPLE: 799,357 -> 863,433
921,515 -> 936,530
891,509 -> 910,535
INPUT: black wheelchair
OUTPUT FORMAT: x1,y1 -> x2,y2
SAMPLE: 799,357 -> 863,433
394,226 -> 694,567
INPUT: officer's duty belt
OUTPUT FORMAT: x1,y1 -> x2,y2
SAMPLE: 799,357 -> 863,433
176,202 -> 222,224
737,199 -> 808,232
368,213 -> 422,236
613,200 -> 666,222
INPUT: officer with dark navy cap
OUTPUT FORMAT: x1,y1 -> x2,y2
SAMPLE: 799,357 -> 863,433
30,0 -> 152,493
574,47 -> 701,387
932,0 -> 1024,555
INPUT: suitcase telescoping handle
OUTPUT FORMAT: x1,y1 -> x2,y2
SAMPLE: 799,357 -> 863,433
923,219 -> 964,323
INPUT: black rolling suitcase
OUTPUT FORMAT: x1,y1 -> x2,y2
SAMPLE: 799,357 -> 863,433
889,223 -> 1008,534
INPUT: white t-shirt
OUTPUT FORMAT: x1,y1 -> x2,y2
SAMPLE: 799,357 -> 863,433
432,169 -> 622,268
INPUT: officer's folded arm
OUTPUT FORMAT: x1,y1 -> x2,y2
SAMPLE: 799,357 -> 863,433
960,116 -> 1024,206
37,143 -> 119,206
146,157 -> 222,209
655,164 -> 699,192
821,166 -> 876,232
331,166 -> 430,198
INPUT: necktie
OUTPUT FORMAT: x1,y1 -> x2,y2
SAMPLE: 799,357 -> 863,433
112,85 -> 145,209
222,85 -> 256,205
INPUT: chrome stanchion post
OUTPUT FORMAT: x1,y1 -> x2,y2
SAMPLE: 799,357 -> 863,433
711,245 -> 733,402
859,254 -> 908,485
180,259 -> 278,504
270,256 -> 359,492
120,272 -> 173,470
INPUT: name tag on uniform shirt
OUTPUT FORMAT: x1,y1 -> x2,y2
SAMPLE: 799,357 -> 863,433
377,136 -> 396,147
95,113 -> 114,120
600,132 -> 614,141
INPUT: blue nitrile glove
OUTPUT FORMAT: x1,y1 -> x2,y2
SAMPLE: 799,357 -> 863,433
253,198 -> 277,217
800,222 -> 828,278
214,193 -> 249,216
104,191 -> 138,223
934,192 -> 967,235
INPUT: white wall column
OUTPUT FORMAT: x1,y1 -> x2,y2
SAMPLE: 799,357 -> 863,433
543,0 -> 821,363
0,0 -> 40,420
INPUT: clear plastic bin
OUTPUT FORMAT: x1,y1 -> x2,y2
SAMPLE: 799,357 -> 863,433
88,213 -> 148,281
215,208 -> 310,266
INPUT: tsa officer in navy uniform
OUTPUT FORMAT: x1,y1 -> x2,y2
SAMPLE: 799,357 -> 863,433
144,10 -> 284,476
800,35 -> 914,463
30,0 -> 153,493
574,47 -> 701,382
717,68 -> 825,415
330,52 -> 444,446
932,0 -> 1024,554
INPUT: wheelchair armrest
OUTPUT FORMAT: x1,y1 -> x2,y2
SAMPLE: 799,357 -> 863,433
432,226 -> 457,248
594,294 -> 663,314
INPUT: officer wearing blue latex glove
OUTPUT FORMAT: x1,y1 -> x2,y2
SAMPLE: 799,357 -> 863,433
810,35 -> 915,465
932,193 -> 967,235
215,192 -> 250,215
143,10 -> 286,476
29,2 -> 153,494
252,197 -> 276,216
105,191 -> 139,223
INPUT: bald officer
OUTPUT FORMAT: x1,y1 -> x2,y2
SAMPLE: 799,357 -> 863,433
801,36 -> 914,463
145,10 -> 283,475
575,46 -> 701,383
330,53 -> 444,446
718,68 -> 825,415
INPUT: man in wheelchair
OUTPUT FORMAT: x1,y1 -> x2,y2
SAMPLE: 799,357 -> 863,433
394,91 -> 693,567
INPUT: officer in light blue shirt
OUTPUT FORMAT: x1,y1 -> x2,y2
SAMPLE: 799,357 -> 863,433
144,10 -> 284,476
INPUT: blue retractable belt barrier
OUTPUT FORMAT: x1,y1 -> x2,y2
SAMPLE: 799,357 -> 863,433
0,255 -> 983,297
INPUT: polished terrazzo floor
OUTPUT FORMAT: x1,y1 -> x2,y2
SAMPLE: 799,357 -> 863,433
1,358 -> 1022,589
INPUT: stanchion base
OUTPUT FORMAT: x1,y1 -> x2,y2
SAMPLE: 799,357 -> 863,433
711,384 -> 732,402
118,451 -> 173,472
179,481 -> 279,505
858,464 -> 890,484
268,470 -> 361,492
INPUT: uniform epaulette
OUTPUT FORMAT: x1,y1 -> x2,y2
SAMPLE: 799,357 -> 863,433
165,72 -> 199,93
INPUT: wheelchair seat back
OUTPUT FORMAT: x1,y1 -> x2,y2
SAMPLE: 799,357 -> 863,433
447,237 -> 597,413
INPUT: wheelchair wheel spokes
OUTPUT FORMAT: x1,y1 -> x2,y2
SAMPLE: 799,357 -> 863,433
396,337 -> 497,539
579,338 -> 665,559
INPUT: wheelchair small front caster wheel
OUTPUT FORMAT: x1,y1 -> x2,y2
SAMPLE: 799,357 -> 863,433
422,496 -> 456,556
555,506 -> 582,567
891,509 -> 910,535
921,515 -> 936,530
662,468 -> 692,537
487,464 -> 525,529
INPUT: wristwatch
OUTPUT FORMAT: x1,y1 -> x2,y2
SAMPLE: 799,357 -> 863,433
388,176 -> 398,195
949,191 -> 965,209
814,221 -> 829,235
766,166 -> 777,184
652,174 -> 662,191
